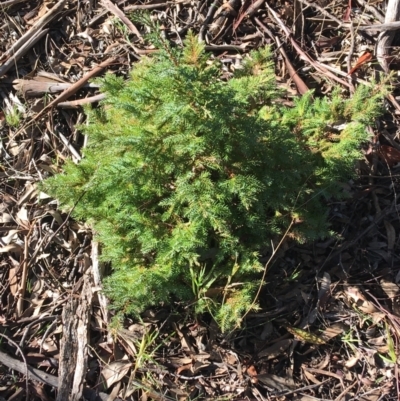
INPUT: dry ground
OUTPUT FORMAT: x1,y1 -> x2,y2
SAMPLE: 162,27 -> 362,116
1,0 -> 400,400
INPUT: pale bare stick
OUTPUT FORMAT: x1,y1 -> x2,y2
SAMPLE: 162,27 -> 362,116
101,0 -> 143,41
16,233 -> 30,317
357,0 -> 385,23
57,93 -> 106,108
344,20 -> 400,31
0,0 -> 29,7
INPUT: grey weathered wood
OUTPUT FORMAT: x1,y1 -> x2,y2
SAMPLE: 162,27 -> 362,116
376,0 -> 400,72
0,349 -> 58,387
56,274 -> 93,401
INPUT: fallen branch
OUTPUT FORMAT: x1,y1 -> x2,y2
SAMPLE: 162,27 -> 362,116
57,93 -> 106,108
0,29 -> 49,78
254,18 -> 309,95
265,3 -> 351,88
10,57 -> 118,141
101,0 -> 142,40
57,275 -> 93,401
0,0 -> 30,8
0,0 -> 67,64
0,349 -> 109,401
343,20 -> 400,31
0,333 -> 29,401
296,0 -> 343,27
0,349 -> 56,385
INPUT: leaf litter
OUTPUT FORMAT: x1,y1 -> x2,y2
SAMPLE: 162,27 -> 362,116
1,0 -> 400,400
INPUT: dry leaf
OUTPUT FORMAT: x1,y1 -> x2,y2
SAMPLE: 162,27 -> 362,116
258,339 -> 293,359
246,365 -> 258,383
0,230 -> 21,245
176,363 -> 193,375
315,36 -> 341,48
345,352 -> 360,368
348,51 -> 373,75
16,206 -> 29,228
383,220 -> 396,250
257,373 -> 296,391
343,0 -> 352,21
101,361 -> 132,389
380,280 -> 399,299
319,323 -> 346,342
302,366 -> 322,384
346,287 -> 380,314
378,145 -> 400,167
346,286 -> 366,303
9,266 -> 19,296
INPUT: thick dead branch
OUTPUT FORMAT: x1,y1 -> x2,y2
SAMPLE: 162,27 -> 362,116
0,349 -> 57,386
0,349 -> 108,401
0,333 -> 29,401
91,241 -> 109,332
13,77 -> 100,97
72,276 -> 93,401
57,275 -> 93,401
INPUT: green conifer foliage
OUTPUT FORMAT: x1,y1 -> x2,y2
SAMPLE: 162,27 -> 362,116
42,30 -> 386,330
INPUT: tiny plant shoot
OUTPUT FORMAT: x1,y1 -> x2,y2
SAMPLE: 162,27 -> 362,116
43,20 -> 386,331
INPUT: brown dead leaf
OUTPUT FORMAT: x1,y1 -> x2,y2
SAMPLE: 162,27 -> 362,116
315,36 -> 341,48
380,280 -> 399,299
246,365 -> 258,383
176,362 -> 193,375
257,373 -> 295,391
303,367 -> 344,388
348,51 -> 373,75
302,366 -> 322,384
383,220 -> 396,250
345,286 -> 382,315
378,145 -> 400,167
258,339 -> 293,359
319,323 -> 347,342
102,361 -> 132,389
343,0 -> 352,22
345,351 -> 360,368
